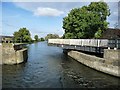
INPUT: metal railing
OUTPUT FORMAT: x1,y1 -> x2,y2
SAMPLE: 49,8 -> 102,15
48,39 -> 120,49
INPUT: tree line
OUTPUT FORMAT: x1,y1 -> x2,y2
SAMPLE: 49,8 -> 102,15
13,28 -> 60,43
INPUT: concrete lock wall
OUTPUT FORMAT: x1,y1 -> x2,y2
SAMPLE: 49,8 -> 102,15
1,44 -> 28,65
66,49 -> 120,77
104,49 -> 120,61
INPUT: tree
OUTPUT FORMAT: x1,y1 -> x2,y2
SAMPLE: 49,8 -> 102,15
45,34 -> 59,40
94,28 -> 103,38
64,33 -> 74,39
13,28 -> 32,43
63,1 -> 110,39
39,37 -> 45,41
34,35 -> 39,42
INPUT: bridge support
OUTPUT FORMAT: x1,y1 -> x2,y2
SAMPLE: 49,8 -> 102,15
104,49 -> 120,63
1,43 -> 28,65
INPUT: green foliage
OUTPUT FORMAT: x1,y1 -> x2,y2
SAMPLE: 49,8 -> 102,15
94,28 -> 103,38
64,33 -> 74,39
34,35 -> 39,41
63,1 -> 110,39
39,37 -> 45,41
13,28 -> 32,43
45,34 -> 59,40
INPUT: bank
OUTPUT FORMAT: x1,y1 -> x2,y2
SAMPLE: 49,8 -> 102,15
63,49 -> 120,77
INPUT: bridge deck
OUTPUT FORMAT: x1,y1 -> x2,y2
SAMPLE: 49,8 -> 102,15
48,39 -> 120,53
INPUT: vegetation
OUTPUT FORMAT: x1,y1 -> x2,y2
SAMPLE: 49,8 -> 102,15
34,35 -> 39,42
45,34 -> 59,40
63,1 -> 110,39
39,38 -> 45,41
34,35 -> 45,42
13,28 -> 32,43
13,27 -> 46,43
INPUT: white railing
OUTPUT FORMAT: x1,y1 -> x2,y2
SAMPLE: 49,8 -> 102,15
48,39 -> 117,48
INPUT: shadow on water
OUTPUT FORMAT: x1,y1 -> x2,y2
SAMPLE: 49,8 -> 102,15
2,42 -> 120,88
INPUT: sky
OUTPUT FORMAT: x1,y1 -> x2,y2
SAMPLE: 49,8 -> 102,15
1,0 -> 119,39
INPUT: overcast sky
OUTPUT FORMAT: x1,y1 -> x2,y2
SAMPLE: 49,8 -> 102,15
1,0 -> 119,38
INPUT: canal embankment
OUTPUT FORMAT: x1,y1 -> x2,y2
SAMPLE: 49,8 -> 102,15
64,49 -> 120,77
1,43 -> 28,65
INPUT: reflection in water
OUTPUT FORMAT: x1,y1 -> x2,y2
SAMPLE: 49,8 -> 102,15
2,42 -> 120,88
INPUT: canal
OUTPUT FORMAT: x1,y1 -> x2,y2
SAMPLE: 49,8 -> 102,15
2,42 -> 120,88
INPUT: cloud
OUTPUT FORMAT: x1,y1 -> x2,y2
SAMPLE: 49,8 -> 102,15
13,2 -> 118,27
13,2 -> 35,12
34,7 -> 64,16
13,2 -> 65,16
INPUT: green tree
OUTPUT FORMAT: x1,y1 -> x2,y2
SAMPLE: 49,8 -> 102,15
64,33 -> 74,39
34,35 -> 39,42
39,37 -> 45,41
94,28 -> 103,38
63,1 -> 110,39
45,34 -> 59,40
13,28 -> 32,43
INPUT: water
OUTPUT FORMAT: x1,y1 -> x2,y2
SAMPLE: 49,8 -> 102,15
2,42 -> 120,88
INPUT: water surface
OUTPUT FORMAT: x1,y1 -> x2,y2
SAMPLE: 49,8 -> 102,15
2,42 -> 120,88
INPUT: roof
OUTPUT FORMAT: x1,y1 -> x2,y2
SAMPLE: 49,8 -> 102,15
102,28 -> 120,39
0,35 -> 14,38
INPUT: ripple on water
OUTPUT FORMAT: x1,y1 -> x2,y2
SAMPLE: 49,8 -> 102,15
2,42 -> 120,88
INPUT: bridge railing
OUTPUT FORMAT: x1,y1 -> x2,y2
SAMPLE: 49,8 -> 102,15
48,39 -> 120,49
108,39 -> 120,49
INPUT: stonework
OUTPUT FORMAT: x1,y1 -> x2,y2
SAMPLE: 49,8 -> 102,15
66,50 -> 120,77
104,49 -> 120,61
1,43 -> 28,65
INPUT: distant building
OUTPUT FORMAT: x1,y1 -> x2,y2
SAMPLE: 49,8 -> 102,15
0,35 -> 14,43
102,28 -> 120,39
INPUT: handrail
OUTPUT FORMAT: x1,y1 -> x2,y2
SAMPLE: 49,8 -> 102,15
48,39 -> 120,49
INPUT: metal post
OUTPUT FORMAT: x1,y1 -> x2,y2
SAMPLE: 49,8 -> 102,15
97,39 -> 100,47
82,39 -> 83,46
116,39 -> 119,49
108,47 -> 110,50
114,39 -> 117,50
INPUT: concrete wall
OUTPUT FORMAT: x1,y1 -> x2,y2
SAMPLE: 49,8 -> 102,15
66,50 -> 120,77
104,49 -> 120,60
1,43 -> 28,65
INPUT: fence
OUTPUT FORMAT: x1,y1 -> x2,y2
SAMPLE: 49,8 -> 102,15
48,39 -> 120,49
